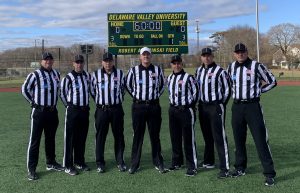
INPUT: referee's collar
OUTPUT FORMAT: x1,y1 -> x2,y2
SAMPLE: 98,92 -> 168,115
139,63 -> 154,71
173,69 -> 185,76
71,70 -> 84,76
202,62 -> 217,69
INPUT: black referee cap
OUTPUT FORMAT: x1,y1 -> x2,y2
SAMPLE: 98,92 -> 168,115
42,52 -> 53,60
234,43 -> 247,52
201,47 -> 212,56
102,52 -> 113,61
74,54 -> 84,62
171,54 -> 182,63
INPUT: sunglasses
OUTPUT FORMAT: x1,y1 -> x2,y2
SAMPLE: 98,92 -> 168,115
75,60 -> 84,64
43,57 -> 53,60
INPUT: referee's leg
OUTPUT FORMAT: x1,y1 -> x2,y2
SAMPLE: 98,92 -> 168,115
210,104 -> 230,171
147,104 -> 164,167
169,107 -> 183,167
27,108 -> 43,172
111,106 -> 125,165
44,109 -> 59,164
245,103 -> 276,178
182,108 -> 197,170
63,107 -> 76,168
198,104 -> 215,165
232,103 -> 248,170
130,103 -> 147,169
74,108 -> 89,166
95,108 -> 110,168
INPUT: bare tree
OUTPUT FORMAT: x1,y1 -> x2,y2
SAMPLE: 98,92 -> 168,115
267,23 -> 300,69
209,25 -> 258,66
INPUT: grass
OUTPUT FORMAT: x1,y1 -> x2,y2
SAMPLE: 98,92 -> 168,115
0,78 -> 24,88
0,86 -> 300,193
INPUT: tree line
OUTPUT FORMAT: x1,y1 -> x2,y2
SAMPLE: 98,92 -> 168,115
0,22 -> 299,74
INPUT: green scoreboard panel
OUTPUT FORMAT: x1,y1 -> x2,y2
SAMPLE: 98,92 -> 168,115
107,12 -> 188,55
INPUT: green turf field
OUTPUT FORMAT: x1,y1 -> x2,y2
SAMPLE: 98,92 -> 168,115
0,86 -> 299,193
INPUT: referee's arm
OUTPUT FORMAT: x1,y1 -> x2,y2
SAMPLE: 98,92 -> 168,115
60,76 -> 69,107
21,73 -> 35,104
258,63 -> 277,93
189,75 -> 199,106
125,68 -> 134,98
158,69 -> 165,97
221,70 -> 231,104
121,72 -> 126,97
89,72 -> 96,101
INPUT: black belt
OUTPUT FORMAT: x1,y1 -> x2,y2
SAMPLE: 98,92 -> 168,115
199,101 -> 222,105
170,104 -> 193,110
233,98 -> 260,104
68,104 -> 89,110
96,104 -> 121,110
133,99 -> 159,105
32,104 -> 56,111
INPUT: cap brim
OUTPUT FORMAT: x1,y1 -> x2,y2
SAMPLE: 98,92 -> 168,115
234,50 -> 246,53
43,57 -> 53,60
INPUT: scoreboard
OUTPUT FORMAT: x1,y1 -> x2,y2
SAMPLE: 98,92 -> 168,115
107,12 -> 188,55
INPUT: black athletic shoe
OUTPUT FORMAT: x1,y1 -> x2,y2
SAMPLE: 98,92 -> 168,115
155,164 -> 168,174
217,170 -> 231,179
97,166 -> 105,173
185,168 -> 197,177
46,162 -> 64,171
75,164 -> 90,171
28,171 -> 38,181
265,177 -> 275,186
199,161 -> 215,169
117,163 -> 127,172
128,167 -> 140,174
169,165 -> 181,171
231,169 -> 246,178
65,167 -> 78,176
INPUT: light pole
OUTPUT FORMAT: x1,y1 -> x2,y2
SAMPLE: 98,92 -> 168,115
195,20 -> 200,53
34,39 -> 40,62
256,0 -> 260,62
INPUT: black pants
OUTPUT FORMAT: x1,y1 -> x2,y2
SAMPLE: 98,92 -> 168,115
130,103 -> 164,169
27,107 -> 59,172
169,106 -> 197,170
95,105 -> 125,167
63,106 -> 89,168
232,101 -> 276,178
198,103 -> 230,171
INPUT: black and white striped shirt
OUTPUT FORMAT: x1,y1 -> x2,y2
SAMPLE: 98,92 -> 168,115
126,64 -> 164,101
167,70 -> 198,106
22,67 -> 60,106
195,63 -> 231,104
60,70 -> 91,107
227,58 -> 277,100
91,67 -> 125,105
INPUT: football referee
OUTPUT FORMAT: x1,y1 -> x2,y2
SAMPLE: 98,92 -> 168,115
195,48 -> 231,178
126,47 -> 167,174
228,43 -> 277,186
90,52 -> 126,173
22,52 -> 64,180
60,55 -> 91,176
167,55 -> 199,177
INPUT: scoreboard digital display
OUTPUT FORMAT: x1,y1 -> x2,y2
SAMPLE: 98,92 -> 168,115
107,12 -> 188,55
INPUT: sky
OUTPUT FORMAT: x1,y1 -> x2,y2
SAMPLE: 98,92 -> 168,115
0,0 -> 299,53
